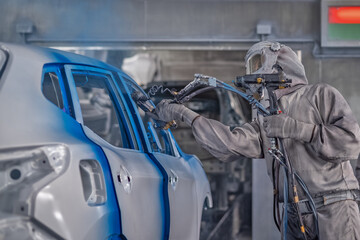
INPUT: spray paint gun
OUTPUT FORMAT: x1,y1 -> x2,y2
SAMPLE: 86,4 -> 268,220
234,70 -> 291,114
142,74 -> 217,129
131,91 -> 177,130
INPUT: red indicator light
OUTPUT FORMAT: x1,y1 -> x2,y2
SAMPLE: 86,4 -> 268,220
329,6 -> 360,24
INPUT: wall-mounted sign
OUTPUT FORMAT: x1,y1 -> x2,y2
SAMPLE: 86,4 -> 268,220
321,0 -> 360,47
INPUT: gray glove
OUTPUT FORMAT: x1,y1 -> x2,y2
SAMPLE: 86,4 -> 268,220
148,99 -> 199,126
263,113 -> 315,142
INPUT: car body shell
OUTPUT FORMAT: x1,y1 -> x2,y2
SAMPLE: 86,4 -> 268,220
0,43 -> 212,240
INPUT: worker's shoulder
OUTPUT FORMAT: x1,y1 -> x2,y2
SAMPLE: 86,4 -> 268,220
304,83 -> 341,95
307,82 -> 336,90
304,83 -> 345,101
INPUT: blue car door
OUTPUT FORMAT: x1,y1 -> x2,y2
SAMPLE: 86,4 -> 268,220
117,74 -> 199,240
64,65 -> 166,240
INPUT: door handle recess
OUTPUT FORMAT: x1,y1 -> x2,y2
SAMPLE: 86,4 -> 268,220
116,165 -> 132,194
169,169 -> 179,191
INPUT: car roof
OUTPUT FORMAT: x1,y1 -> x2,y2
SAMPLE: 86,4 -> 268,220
0,42 -> 140,91
0,42 -> 120,72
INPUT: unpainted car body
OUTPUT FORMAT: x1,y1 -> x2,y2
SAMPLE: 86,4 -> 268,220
0,43 -> 212,240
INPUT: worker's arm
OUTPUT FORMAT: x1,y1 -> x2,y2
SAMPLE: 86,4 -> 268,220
150,99 -> 264,162
191,117 -> 264,162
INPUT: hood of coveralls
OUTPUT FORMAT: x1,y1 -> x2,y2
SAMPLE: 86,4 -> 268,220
245,41 -> 308,98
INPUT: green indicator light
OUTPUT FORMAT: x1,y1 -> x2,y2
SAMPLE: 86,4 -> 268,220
328,24 -> 360,40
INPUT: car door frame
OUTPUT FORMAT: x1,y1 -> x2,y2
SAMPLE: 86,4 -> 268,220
38,64 -> 123,239
64,64 -> 169,240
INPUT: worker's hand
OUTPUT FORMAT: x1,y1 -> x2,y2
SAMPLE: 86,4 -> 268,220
263,113 -> 315,142
147,99 -> 199,126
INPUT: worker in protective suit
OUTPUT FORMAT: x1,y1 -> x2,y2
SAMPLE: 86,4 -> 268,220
149,41 -> 360,239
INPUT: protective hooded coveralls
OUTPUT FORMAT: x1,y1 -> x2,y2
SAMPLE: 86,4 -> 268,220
152,41 -> 360,239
